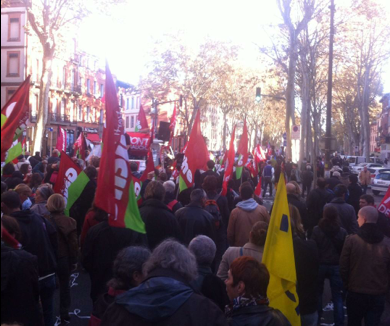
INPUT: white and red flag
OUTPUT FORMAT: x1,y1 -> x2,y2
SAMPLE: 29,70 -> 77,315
221,125 -> 236,196
55,127 -> 67,152
135,105 -> 149,132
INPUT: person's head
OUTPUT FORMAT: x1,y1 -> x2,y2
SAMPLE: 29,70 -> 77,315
306,165 -> 311,170
317,178 -> 326,189
190,188 -> 207,207
19,163 -> 31,175
359,194 -> 375,208
144,181 -> 165,201
333,184 -> 347,198
35,151 -> 41,157
289,181 -> 301,196
29,173 -> 43,189
52,149 -> 60,157
1,182 -> 7,195
363,166 -> 368,172
333,171 -> 341,178
108,246 -> 151,290
84,166 -> 98,180
226,256 -> 269,301
1,215 -> 22,242
157,172 -> 168,182
342,167 -> 350,173
46,194 -> 66,214
143,239 -> 198,283
130,162 -> 138,173
2,163 -> 15,176
319,205 -> 340,232
17,155 -> 25,162
25,151 -> 31,157
357,206 -> 378,227
14,184 -> 32,203
289,204 -> 305,237
249,221 -> 268,246
35,184 -> 54,203
163,180 -> 175,195
1,191 -> 21,215
206,160 -> 215,170
349,174 -> 358,184
240,184 -> 254,200
189,235 -> 216,267
202,175 -> 218,193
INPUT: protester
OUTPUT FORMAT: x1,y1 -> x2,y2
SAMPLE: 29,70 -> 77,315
100,239 -> 227,326
326,171 -> 341,191
325,184 -> 358,234
358,166 -> 371,194
1,215 -> 22,242
286,183 -> 309,231
130,162 -> 142,179
82,210 -> 148,302
347,174 -> 363,215
29,173 -> 43,194
14,154 -> 31,171
14,183 -> 33,210
225,256 -> 290,326
163,180 -> 183,213
48,149 -> 61,164
31,184 -> 54,218
46,194 -> 79,323
90,246 -> 151,326
139,181 -> 182,249
359,194 -> 390,238
1,191 -> 57,326
301,165 -> 314,198
1,222 -> 43,326
3,167 -> 24,190
232,181 -> 263,208
189,235 -> 230,311
340,206 -> 390,326
19,163 -> 33,183
80,203 -> 109,248
262,161 -> 274,197
311,205 -> 347,326
175,188 -> 216,245
218,221 -> 268,281
200,159 -> 220,185
339,167 -> 351,188
228,184 -> 269,247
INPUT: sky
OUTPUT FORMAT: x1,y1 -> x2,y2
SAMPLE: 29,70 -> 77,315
78,0 -> 390,91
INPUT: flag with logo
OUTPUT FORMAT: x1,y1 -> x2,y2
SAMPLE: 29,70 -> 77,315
95,64 -> 145,233
378,187 -> 390,217
74,132 -> 86,160
135,105 -> 149,132
221,125 -> 236,196
55,127 -> 67,152
236,120 -> 248,179
1,76 -> 30,164
262,173 -> 300,326
253,144 -> 266,175
179,110 -> 209,192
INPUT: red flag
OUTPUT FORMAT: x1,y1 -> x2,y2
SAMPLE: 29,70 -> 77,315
55,127 -> 67,152
95,64 -> 145,233
53,151 -> 81,196
135,105 -> 149,132
74,132 -> 86,160
221,125 -> 236,196
127,132 -> 152,156
255,176 -> 262,197
378,187 -> 390,217
1,76 -> 30,162
179,110 -> 209,191
141,149 -> 155,182
237,120 -> 248,168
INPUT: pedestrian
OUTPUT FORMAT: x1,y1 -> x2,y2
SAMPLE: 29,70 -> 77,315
163,180 -> 183,213
311,205 -> 347,326
227,184 -> 269,247
359,194 -> 390,238
47,149 -> 61,164
218,221 -> 268,281
139,181 -> 182,249
347,174 -> 363,216
80,203 -> 108,249
100,239 -> 227,326
232,181 -> 263,208
89,246 -> 151,326
339,167 -> 351,188
262,161 -> 274,197
29,173 -> 43,194
189,235 -> 230,311
301,165 -> 314,198
340,206 -> 390,326
358,166 -> 371,194
201,159 -> 221,185
130,162 -> 142,179
286,183 -> 309,231
46,194 -> 79,324
14,183 -> 33,210
326,171 -> 341,191
225,256 -> 291,326
175,188 -> 216,245
31,184 -> 54,218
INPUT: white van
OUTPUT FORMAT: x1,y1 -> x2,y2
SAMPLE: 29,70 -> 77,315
346,156 -> 366,167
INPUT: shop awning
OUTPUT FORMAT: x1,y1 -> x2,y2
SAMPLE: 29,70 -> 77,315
86,133 -> 101,143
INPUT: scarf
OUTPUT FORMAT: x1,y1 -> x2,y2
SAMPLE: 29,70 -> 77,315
225,294 -> 269,317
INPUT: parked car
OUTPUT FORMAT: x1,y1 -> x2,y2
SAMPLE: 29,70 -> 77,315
371,171 -> 390,196
346,156 -> 367,167
351,163 -> 384,175
368,167 -> 390,179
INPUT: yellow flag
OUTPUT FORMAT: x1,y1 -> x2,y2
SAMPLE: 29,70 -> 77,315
262,173 -> 300,326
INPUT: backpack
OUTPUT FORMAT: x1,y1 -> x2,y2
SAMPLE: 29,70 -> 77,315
204,195 -> 222,229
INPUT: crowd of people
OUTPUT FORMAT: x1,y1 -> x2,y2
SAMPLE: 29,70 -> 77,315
1,149 -> 390,326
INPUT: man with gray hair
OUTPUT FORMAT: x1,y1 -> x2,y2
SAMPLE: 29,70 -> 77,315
189,235 -> 229,311
101,239 -> 227,326
340,206 -> 390,326
31,184 -> 54,218
163,180 -> 183,213
175,189 -> 216,245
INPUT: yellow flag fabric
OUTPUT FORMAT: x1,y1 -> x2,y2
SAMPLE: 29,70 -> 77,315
262,173 -> 300,326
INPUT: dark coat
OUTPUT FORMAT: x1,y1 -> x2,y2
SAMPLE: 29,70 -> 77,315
100,268 -> 227,326
306,188 -> 334,232
325,177 -> 341,191
293,236 -> 319,315
287,194 -> 309,231
325,198 -> 358,234
201,170 -> 221,186
82,221 -> 148,302
11,209 -> 57,277
164,192 -> 184,214
301,170 -> 314,186
228,305 -> 291,326
1,244 -> 43,326
139,198 -> 182,249
175,203 -> 216,245
377,211 -> 390,238
347,183 -> 363,215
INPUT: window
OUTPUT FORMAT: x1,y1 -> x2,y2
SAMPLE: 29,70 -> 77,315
7,52 -> 20,77
86,106 -> 90,122
91,107 -> 96,123
52,99 -> 57,115
62,66 -> 66,88
131,97 -> 134,109
87,79 -> 90,94
99,109 -> 104,124
78,105 -> 83,121
100,84 -> 104,98
8,14 -> 21,42
71,69 -> 75,91
131,116 -> 134,128
70,101 -> 74,122
94,81 -> 97,95
60,99 -> 66,119
126,98 -> 130,111
126,116 -> 130,129
5,88 -> 16,101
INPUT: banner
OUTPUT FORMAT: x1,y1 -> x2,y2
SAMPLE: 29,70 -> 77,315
236,120 -> 248,179
55,127 -> 67,152
54,152 -> 81,197
221,125 -> 236,196
127,132 -> 152,156
74,132 -> 86,160
135,105 -> 149,132
1,76 -> 30,163
95,64 -> 145,233
378,187 -> 390,217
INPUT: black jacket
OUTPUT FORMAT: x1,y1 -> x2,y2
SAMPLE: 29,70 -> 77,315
82,221 -> 148,302
163,192 -> 184,214
201,170 -> 221,186
301,170 -> 314,186
325,177 -> 341,191
311,225 -> 347,265
101,268 -> 227,326
175,204 -> 216,245
325,198 -> 358,234
377,211 -> 390,238
11,209 -> 57,277
1,244 -> 43,326
228,305 -> 291,326
347,183 -> 363,215
306,188 -> 334,231
287,194 -> 309,231
293,236 -> 319,315
139,198 -> 182,249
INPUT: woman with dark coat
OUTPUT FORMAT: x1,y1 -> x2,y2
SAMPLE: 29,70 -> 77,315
347,174 -> 363,216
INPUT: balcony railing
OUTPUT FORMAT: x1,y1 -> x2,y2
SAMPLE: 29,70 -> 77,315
49,113 -> 71,123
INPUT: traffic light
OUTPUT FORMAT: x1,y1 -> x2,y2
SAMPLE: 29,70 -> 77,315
256,87 -> 261,102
